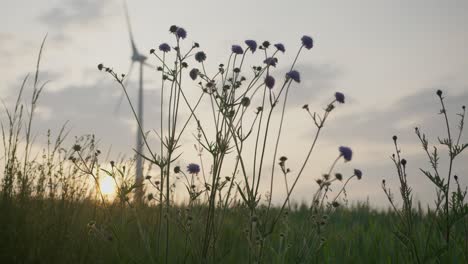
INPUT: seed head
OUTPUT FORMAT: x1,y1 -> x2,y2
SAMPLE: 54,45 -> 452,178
169,25 -> 178,33
401,159 -> 407,166
265,75 -> 275,89
335,173 -> 343,181
73,144 -> 82,152
189,68 -> 199,80
354,169 -> 362,180
195,51 -> 207,62
241,97 -> 251,107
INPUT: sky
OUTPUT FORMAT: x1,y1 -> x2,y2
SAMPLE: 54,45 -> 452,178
1,0 -> 467,207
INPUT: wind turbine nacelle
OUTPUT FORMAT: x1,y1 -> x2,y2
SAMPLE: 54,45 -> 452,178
132,53 -> 147,62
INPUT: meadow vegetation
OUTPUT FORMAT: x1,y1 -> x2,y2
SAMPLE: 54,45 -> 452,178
1,28 -> 467,263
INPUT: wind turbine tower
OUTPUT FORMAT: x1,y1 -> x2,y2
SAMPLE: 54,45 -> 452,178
123,1 -> 147,200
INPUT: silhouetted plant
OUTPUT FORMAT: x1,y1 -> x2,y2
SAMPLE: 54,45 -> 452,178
383,90 -> 468,263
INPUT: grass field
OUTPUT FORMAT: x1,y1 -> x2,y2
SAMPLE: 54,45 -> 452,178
1,197 -> 466,263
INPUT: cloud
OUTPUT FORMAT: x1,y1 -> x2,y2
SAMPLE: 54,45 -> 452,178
284,63 -> 342,107
3,70 -> 163,158
37,0 -> 115,41
323,87 -> 468,145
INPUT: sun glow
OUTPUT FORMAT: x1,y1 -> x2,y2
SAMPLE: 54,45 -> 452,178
99,176 -> 116,197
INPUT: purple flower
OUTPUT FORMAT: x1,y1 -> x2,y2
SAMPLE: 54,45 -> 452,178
286,70 -> 300,83
159,43 -> 171,53
263,57 -> 278,67
187,163 -> 200,174
195,51 -> 207,62
189,68 -> 199,80
339,146 -> 353,162
354,169 -> 362,180
265,75 -> 275,89
274,43 -> 285,53
301,35 -> 313,49
231,45 -> 244,55
245,40 -> 257,53
335,92 -> 345,103
176,27 -> 187,39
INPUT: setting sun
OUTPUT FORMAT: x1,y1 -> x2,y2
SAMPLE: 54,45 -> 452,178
99,176 -> 116,197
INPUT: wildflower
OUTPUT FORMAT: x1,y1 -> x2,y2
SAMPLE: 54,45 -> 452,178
354,169 -> 362,180
176,27 -> 187,39
150,49 -> 155,54
245,40 -> 257,53
262,41 -> 270,48
263,57 -> 278,67
159,43 -> 171,53
286,70 -> 300,83
279,156 -> 288,162
332,201 -> 340,208
193,42 -> 200,48
401,159 -> 407,166
274,43 -> 285,53
187,163 -> 200,174
97,63 -> 104,71
189,68 -> 199,80
335,92 -> 345,103
145,175 -> 151,180
339,146 -> 353,162
436,89 -> 443,97
174,166 -> 181,173
392,135 -> 397,141
265,75 -> 275,89
301,35 -> 313,49
169,25 -> 178,33
195,51 -> 207,62
231,45 -> 244,55
147,193 -> 154,200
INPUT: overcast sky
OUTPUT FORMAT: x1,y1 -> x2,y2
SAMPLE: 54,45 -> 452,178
1,0 -> 467,207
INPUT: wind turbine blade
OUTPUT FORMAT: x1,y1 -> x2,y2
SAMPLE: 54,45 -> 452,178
114,61 -> 135,114
123,0 -> 138,56
143,61 -> 153,69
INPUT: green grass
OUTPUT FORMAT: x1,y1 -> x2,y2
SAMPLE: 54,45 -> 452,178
1,197 -> 466,263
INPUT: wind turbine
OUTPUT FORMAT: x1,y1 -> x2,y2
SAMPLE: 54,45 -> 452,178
121,0 -> 149,200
